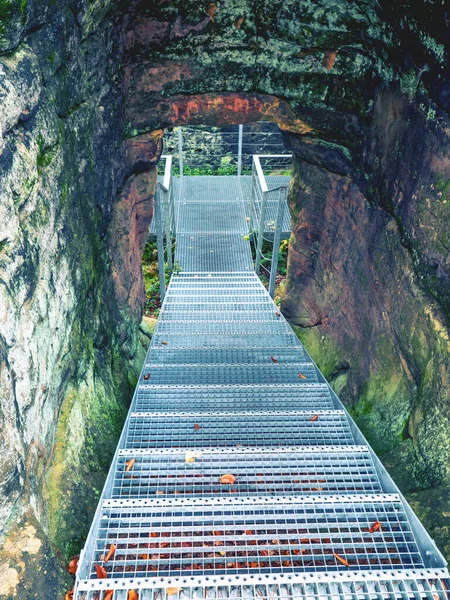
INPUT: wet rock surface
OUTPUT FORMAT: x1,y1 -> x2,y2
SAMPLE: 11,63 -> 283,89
0,0 -> 449,596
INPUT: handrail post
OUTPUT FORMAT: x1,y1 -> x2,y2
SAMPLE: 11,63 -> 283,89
237,124 -> 243,177
164,187 -> 173,275
268,186 -> 287,298
155,184 -> 166,302
254,155 -> 269,275
178,127 -> 183,178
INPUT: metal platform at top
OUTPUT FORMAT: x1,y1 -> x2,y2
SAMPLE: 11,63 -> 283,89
74,142 -> 448,600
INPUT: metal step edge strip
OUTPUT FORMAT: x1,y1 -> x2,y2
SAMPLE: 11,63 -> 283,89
129,410 -> 345,418
137,384 -> 327,390
75,566 -> 450,592
101,493 -> 400,508
143,363 -> 315,369
116,445 -> 370,456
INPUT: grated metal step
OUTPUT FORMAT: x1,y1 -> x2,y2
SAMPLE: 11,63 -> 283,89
124,411 -> 354,449
112,446 -> 381,499
137,364 -> 318,386
86,495 -> 423,579
133,383 -> 334,412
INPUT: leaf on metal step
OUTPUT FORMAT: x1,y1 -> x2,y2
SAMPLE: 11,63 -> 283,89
220,473 -> 236,484
270,356 -> 278,363
299,373 -> 307,379
161,341 -> 169,345
128,591 -> 139,600
185,450 -> 202,463
104,591 -> 114,600
166,587 -> 183,596
310,414 -> 319,422
125,458 -> 135,472
143,373 -> 150,380
369,520 -> 382,533
68,556 -> 78,575
194,423 -> 200,431
333,553 -> 349,567
64,590 -> 74,600
104,543 -> 116,563
276,311 -> 281,317
94,563 -> 108,578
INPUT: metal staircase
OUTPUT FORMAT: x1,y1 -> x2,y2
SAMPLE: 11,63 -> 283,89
73,157 -> 449,600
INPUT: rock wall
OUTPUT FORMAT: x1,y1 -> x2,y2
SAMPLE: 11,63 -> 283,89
0,1 -> 156,595
0,0 -> 449,596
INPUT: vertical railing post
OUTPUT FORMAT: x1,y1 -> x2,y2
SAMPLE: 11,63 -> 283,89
268,186 -> 287,298
164,188 -> 173,275
155,185 -> 167,302
255,188 -> 268,275
178,127 -> 183,178
237,124 -> 243,177
254,155 -> 269,275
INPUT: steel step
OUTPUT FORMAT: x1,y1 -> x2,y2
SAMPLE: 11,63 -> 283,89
112,446 -> 381,499
124,411 -> 354,449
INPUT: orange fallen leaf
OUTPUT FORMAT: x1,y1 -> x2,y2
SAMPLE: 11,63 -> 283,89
323,50 -> 338,71
143,374 -> 150,380
333,553 -> 349,567
235,15 -> 245,29
68,556 -> 78,574
369,520 -> 382,533
94,563 -> 108,578
166,588 -> 183,596
125,458 -> 135,472
245,530 -> 253,535
161,341 -> 168,345
104,543 -> 116,562
65,590 -> 74,600
207,2 -> 217,20
104,591 -> 114,600
275,311 -> 281,317
270,356 -> 278,363
299,374 -> 307,379
220,473 -> 236,484
194,423 -> 200,431
128,591 -> 139,600
310,414 -> 319,422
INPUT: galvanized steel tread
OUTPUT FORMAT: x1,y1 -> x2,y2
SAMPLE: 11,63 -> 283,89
88,494 -> 423,579
112,446 -> 381,499
124,411 -> 354,449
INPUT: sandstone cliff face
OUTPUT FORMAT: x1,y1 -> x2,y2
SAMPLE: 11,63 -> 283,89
0,1 -> 155,595
0,0 -> 449,596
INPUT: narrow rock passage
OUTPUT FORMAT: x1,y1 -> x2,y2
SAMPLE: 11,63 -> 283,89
74,175 -> 449,600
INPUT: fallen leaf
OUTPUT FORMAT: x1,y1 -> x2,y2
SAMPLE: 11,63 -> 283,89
220,473 -> 236,484
104,591 -> 114,600
323,50 -> 338,71
275,311 -> 281,317
94,563 -> 108,578
65,590 -> 74,600
207,2 -> 217,20
166,588 -> 183,596
125,458 -> 135,472
333,553 -> 349,567
245,530 -> 253,535
143,374 -> 150,380
161,341 -> 169,345
128,591 -> 139,600
185,450 -> 202,463
299,373 -> 307,379
68,556 -> 79,574
310,414 -> 319,422
235,15 -> 245,29
104,543 -> 116,563
270,356 -> 278,363
194,423 -> 200,431
369,520 -> 382,533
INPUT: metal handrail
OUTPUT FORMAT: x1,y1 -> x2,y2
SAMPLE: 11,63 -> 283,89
155,155 -> 175,302
251,154 -> 291,298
